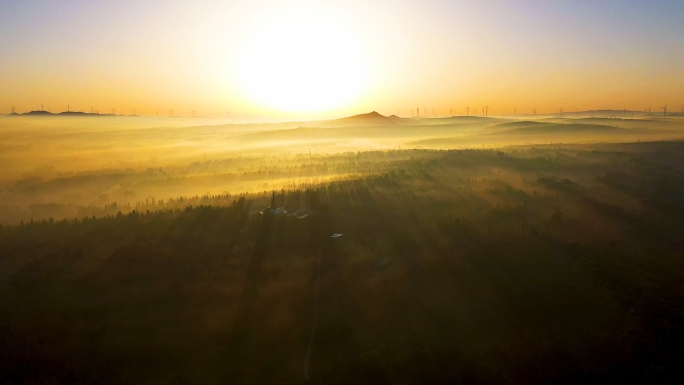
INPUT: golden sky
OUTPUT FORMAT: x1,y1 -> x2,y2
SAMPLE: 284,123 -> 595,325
2,0 -> 684,118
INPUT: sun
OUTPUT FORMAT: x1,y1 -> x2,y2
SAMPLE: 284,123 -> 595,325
235,6 -> 369,113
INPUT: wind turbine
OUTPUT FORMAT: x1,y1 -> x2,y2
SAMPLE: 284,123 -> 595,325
90,106 -> 94,114
11,105 -> 15,114
40,103 -> 44,111
484,105 -> 489,117
133,108 -> 136,116
465,106 -> 469,116
661,104 -> 667,116
111,108 -> 115,115
67,103 -> 70,112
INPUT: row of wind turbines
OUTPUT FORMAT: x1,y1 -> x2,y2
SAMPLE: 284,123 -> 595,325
409,106 -> 492,117
3,103 -> 206,117
407,106 -> 544,118
3,103 -> 683,118
403,104 -> 683,118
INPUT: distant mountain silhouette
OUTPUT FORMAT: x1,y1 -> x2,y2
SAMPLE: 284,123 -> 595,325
490,120 -> 549,129
582,109 -> 642,114
14,111 -> 107,117
325,111 -> 399,126
491,123 -> 624,135
24,110 -> 54,116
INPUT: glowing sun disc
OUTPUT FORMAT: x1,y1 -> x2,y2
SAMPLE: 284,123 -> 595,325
236,6 -> 368,112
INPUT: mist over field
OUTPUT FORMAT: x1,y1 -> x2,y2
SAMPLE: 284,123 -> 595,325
2,111 -> 683,225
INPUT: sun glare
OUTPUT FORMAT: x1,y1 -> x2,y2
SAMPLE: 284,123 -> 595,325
236,6 -> 369,113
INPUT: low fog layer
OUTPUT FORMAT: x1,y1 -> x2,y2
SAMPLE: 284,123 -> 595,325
1,111 -> 683,224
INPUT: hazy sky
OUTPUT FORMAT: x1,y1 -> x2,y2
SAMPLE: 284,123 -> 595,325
2,0 -> 684,118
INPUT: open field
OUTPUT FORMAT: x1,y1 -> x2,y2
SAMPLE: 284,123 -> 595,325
3,113 -> 684,382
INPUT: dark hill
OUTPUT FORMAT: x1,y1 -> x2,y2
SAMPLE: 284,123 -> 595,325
489,120 -> 556,129
24,110 -> 54,116
58,111 -> 88,116
492,123 -> 624,135
325,111 -> 398,127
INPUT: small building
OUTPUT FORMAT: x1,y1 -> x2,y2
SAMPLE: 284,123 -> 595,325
261,206 -> 286,215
